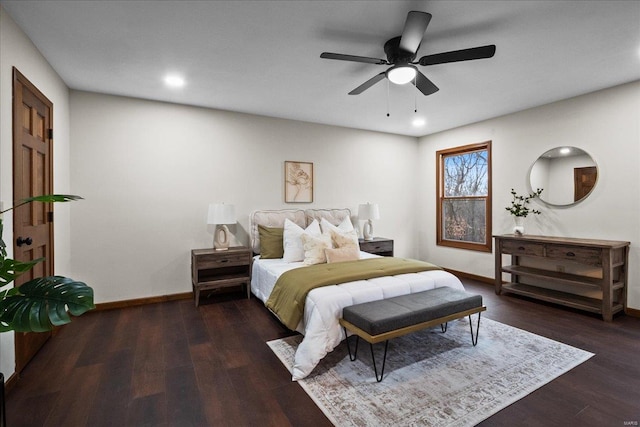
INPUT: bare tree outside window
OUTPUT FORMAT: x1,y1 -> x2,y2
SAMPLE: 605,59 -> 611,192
436,141 -> 492,252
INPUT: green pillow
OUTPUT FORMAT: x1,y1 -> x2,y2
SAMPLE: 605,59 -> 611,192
258,225 -> 284,259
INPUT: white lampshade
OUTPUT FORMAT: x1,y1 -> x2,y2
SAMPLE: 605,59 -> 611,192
207,203 -> 236,225
358,203 -> 380,221
386,65 -> 417,85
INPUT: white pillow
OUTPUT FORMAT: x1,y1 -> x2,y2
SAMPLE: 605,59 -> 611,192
301,233 -> 332,265
320,216 -> 354,233
283,218 -> 321,262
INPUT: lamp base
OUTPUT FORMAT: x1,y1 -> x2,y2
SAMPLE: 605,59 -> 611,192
214,225 -> 231,251
363,219 -> 374,241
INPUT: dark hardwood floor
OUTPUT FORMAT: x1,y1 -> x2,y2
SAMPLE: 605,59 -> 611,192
6,279 -> 640,426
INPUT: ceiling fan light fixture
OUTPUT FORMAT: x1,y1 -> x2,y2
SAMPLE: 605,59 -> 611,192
387,65 -> 417,85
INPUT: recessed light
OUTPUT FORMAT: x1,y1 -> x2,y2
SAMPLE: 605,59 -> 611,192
412,118 -> 426,127
559,147 -> 571,155
164,75 -> 185,88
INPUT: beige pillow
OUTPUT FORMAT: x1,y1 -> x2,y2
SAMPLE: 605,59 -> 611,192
325,247 -> 361,263
301,233 -> 332,265
330,228 -> 359,249
258,225 -> 284,259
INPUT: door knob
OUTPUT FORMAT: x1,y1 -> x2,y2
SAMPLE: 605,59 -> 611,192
16,236 -> 33,247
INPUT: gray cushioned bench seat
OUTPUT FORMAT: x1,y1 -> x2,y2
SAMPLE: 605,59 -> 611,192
339,286 -> 485,381
342,287 -> 483,336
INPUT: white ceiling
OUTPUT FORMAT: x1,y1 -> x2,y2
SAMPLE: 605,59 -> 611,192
2,0 -> 639,137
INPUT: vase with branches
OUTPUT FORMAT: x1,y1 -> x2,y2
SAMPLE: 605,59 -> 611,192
505,188 -> 543,235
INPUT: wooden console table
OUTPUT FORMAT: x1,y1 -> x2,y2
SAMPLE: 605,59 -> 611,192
494,235 -> 629,321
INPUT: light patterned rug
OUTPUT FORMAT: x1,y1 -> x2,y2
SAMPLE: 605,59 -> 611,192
267,317 -> 593,426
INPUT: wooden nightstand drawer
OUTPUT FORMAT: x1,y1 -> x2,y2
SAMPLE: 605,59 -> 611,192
196,251 -> 251,269
359,238 -> 394,257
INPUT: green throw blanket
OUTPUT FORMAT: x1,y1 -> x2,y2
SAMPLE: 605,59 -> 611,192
266,257 -> 442,330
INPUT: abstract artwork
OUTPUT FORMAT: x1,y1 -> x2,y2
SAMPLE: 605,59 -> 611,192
285,161 -> 313,203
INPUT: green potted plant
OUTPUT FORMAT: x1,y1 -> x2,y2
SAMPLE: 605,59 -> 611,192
505,188 -> 543,235
0,195 -> 94,426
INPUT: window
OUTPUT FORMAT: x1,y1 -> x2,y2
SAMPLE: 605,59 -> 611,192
436,141 -> 492,252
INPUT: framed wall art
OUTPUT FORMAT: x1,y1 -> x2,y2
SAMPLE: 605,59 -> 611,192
285,161 -> 313,203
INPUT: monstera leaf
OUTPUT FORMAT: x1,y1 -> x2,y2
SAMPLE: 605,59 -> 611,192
0,194 -> 93,333
0,276 -> 95,332
0,257 -> 44,288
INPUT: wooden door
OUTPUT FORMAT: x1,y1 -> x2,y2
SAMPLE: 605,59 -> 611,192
574,166 -> 597,202
12,68 -> 54,373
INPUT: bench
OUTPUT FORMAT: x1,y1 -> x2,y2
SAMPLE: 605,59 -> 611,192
339,287 -> 486,382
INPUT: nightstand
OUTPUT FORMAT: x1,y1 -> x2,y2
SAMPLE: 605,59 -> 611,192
191,246 -> 252,306
359,238 -> 394,257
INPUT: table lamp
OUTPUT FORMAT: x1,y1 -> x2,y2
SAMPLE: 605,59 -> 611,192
207,203 -> 237,250
358,203 -> 380,241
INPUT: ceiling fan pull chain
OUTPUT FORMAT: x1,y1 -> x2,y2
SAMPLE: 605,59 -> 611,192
386,79 -> 390,117
414,75 -> 418,113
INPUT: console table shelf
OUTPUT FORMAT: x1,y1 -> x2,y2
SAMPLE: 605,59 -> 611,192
494,234 -> 630,321
500,265 -> 619,290
500,283 -> 614,314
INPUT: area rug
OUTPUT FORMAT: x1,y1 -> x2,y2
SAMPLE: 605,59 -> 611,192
267,317 -> 593,426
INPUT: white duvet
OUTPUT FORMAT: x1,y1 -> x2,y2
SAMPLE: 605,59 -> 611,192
251,253 -> 465,380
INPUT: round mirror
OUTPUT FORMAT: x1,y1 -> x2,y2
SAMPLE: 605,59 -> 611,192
529,147 -> 598,206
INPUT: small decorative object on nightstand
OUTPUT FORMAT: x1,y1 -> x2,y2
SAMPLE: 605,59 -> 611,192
359,237 -> 394,257
358,202 -> 380,241
207,203 -> 237,250
191,246 -> 252,306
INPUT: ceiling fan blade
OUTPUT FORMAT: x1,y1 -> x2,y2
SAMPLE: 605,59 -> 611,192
414,71 -> 439,96
418,45 -> 496,66
321,52 -> 387,65
399,11 -> 432,54
348,72 -> 386,95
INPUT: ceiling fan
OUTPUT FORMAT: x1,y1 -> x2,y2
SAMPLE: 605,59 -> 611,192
320,11 -> 496,96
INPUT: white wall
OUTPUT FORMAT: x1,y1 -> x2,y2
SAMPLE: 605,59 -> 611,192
69,91 -> 418,303
0,6 -> 71,378
418,80 -> 640,310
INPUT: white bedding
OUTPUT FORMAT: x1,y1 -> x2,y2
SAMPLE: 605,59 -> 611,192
251,253 -> 465,380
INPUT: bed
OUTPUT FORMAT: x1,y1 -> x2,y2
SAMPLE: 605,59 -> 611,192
250,208 -> 465,380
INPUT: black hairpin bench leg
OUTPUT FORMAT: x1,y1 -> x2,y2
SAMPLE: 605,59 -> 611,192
344,327 -> 388,382
370,340 -> 389,382
469,312 -> 482,346
343,327 -> 360,361
439,314 -> 481,346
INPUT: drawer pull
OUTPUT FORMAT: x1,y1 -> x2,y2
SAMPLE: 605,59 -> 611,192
566,252 -> 575,257
518,246 -> 525,251
220,259 -> 229,263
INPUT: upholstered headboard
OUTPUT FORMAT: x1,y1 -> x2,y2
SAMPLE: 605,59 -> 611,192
250,208 -> 352,254
304,208 -> 351,228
